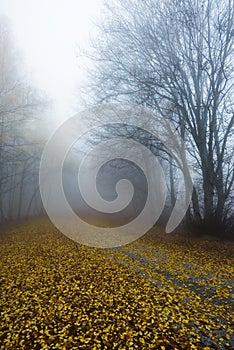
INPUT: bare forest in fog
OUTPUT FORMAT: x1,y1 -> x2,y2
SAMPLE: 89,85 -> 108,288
0,0 -> 234,238
1,1 -> 234,349
0,17 -> 49,222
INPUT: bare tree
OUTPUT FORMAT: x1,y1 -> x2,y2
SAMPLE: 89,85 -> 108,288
83,0 -> 234,236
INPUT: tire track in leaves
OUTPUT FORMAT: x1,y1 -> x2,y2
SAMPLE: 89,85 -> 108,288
109,246 -> 234,308
105,240 -> 234,349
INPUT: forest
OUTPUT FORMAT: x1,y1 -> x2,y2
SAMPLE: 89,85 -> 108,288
0,0 -> 234,349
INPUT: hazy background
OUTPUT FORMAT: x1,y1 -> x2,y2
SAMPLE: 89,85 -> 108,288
0,0 -> 103,124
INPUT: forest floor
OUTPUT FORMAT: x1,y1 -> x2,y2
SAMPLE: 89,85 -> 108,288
0,218 -> 233,349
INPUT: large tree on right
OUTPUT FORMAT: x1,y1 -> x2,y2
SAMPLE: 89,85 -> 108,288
86,0 -> 234,236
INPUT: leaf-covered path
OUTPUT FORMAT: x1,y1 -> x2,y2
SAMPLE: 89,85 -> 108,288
0,219 -> 233,349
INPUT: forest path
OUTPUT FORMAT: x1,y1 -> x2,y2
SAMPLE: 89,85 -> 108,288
0,219 -> 233,349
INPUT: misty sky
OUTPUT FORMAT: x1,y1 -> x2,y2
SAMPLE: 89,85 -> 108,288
0,0 -> 103,123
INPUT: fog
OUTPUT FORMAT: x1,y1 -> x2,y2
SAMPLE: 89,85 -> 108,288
0,0 -> 102,122
0,1 -> 108,223
0,0 -> 176,231
0,0 -> 233,241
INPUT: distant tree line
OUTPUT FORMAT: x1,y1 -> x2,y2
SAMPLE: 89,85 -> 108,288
0,16 -> 49,222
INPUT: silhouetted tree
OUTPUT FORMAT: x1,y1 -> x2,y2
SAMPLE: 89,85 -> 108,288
84,0 -> 234,235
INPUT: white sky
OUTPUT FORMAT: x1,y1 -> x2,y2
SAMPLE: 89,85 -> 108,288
0,0 -> 103,123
